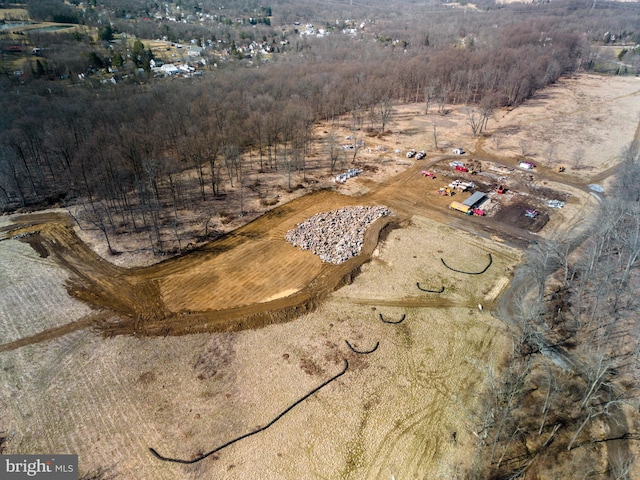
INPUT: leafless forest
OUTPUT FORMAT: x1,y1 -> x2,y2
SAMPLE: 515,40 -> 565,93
2,0 -> 640,478
466,149 -> 640,478
3,0 -> 638,254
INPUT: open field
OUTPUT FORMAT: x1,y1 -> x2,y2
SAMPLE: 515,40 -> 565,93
1,73 -> 638,478
0,8 -> 29,20
478,74 -> 640,184
0,214 -> 518,479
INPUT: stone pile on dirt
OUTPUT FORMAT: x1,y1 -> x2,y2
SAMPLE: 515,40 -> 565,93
285,205 -> 392,264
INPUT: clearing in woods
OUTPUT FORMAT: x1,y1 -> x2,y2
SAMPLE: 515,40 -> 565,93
0,74 -> 638,478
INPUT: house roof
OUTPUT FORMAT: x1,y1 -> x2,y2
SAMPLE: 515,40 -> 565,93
462,191 -> 486,207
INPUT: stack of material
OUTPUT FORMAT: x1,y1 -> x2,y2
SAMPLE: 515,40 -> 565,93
285,206 -> 392,264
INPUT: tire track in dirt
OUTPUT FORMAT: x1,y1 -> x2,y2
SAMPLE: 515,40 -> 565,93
2,150 -> 548,346
0,312 -> 109,353
334,296 -> 477,309
363,395 -> 444,478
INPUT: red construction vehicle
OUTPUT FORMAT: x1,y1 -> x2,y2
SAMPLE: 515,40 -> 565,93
472,208 -> 485,216
422,171 -> 436,179
455,165 -> 468,172
496,185 -> 506,194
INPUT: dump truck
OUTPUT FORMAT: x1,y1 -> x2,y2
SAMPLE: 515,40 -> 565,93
449,201 -> 471,214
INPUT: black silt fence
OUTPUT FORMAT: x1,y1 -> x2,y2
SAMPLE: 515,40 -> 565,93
345,339 -> 380,354
149,359 -> 349,464
416,283 -> 445,293
378,313 -> 407,324
441,253 -> 492,275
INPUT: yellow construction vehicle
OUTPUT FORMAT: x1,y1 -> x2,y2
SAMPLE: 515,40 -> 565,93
557,165 -> 565,173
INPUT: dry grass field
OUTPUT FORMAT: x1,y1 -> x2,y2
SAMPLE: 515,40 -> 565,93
1,73 -> 638,479
0,8 -> 29,20
0,214 -> 518,479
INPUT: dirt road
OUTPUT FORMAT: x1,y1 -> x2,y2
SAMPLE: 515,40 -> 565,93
1,153 -> 555,348
1,74 -> 635,479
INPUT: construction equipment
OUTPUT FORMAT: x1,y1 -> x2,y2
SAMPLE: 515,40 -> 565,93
472,208 -> 485,216
454,165 -> 468,172
496,185 -> 506,194
467,160 -> 482,174
449,180 -> 476,192
406,149 -> 416,158
438,186 -> 453,196
422,171 -> 436,179
525,209 -> 539,218
557,165 -> 565,173
449,201 -> 470,213
416,150 -> 426,160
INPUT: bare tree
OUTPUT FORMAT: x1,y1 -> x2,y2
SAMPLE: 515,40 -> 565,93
572,147 -> 585,169
378,97 -> 394,133
466,106 -> 483,137
424,82 -> 437,115
432,120 -> 439,150
544,143 -> 556,166
491,132 -> 503,151
327,131 -> 340,173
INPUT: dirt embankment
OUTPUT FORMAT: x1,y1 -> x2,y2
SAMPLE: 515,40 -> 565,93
3,147 -> 569,343
1,74 -> 637,480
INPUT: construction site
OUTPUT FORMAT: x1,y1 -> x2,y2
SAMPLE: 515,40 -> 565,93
0,73 -> 638,479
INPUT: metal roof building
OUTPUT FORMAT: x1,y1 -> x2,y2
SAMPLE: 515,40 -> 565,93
462,191 -> 487,207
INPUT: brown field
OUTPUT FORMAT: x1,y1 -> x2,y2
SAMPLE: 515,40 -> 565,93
0,8 -> 29,20
1,73 -> 638,479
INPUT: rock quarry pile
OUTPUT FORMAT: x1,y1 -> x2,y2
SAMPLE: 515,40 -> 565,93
285,205 -> 392,264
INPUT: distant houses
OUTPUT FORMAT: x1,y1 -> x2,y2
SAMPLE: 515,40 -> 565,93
187,46 -> 204,56
152,62 -> 199,77
159,63 -> 180,75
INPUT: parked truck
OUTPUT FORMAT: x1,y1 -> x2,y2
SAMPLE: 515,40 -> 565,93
449,201 -> 471,214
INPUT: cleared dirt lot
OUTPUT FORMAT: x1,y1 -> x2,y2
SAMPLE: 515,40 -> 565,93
1,74 -> 637,478
0,214 -> 518,479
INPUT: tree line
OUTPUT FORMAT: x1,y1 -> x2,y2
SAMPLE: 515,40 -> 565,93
0,15 -> 587,253
467,148 -> 640,479
4,0 -> 639,255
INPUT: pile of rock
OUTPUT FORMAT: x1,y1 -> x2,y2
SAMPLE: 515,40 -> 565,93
334,168 -> 363,183
285,205 -> 392,264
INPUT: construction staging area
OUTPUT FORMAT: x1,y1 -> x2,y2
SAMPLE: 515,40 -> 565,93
0,74 -> 638,478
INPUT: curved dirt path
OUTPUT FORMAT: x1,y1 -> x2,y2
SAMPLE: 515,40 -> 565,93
2,148 -> 598,347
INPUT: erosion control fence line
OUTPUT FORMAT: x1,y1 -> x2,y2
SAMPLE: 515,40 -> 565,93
345,339 -> 380,354
416,283 -> 445,293
441,253 -> 492,275
378,313 -> 406,324
149,359 -> 349,464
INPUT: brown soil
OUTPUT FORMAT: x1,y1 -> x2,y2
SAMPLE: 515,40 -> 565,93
1,74 -> 638,479
2,154 -> 554,343
493,202 -> 549,232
